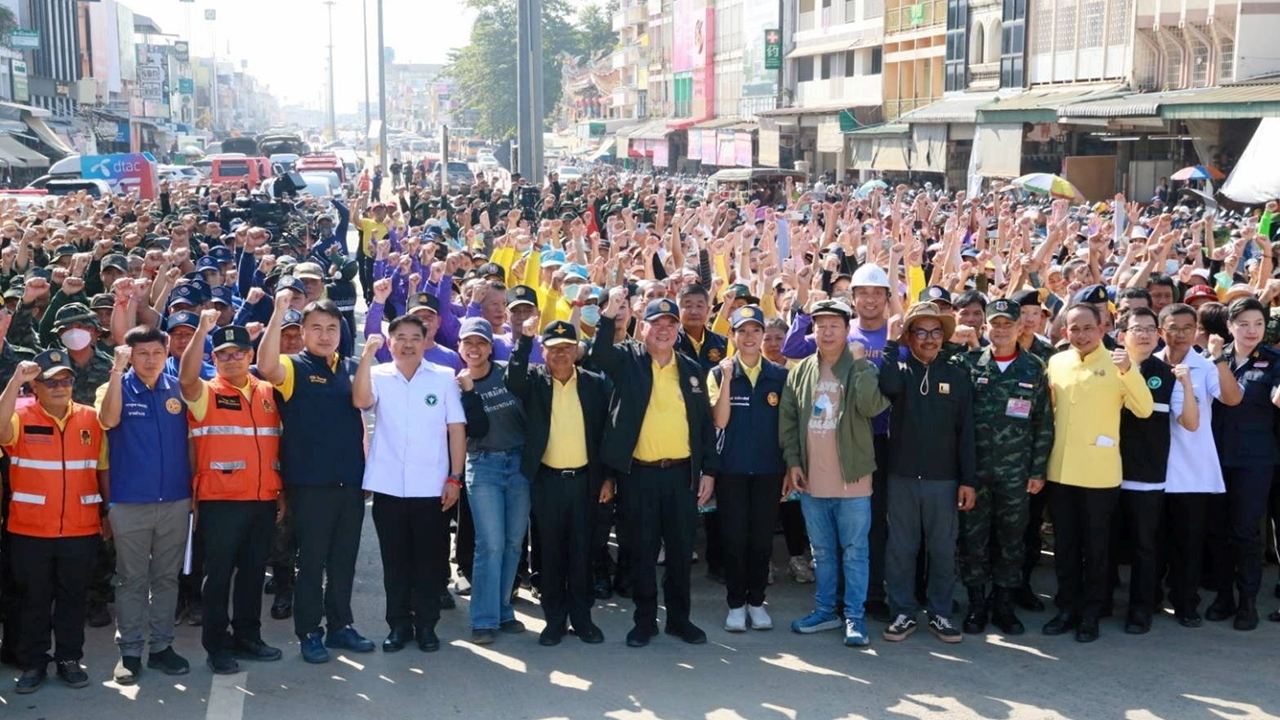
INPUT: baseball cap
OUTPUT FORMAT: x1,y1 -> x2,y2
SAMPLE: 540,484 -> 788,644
1010,289 -> 1043,308
726,283 -> 760,304
275,275 -> 306,296
281,309 -> 303,329
540,250 -> 567,268
507,285 -> 537,309
408,292 -> 440,314
166,310 -> 200,331
920,286 -> 953,306
52,303 -> 98,331
478,262 -> 504,280
195,255 -> 220,272
210,325 -> 252,352
643,298 -> 679,322
459,317 -> 494,344
208,246 -> 235,264
294,262 -> 324,281
101,254 -> 129,273
167,284 -> 200,309
33,349 -> 74,380
211,286 -> 234,307
1071,284 -> 1109,305
730,305 -> 766,330
810,299 -> 852,321
1183,284 -> 1218,304
541,320 -> 579,347
986,298 -> 1020,322
562,263 -> 589,282
89,293 -> 115,311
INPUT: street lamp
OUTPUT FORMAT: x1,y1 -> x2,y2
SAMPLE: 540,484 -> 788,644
324,0 -> 337,140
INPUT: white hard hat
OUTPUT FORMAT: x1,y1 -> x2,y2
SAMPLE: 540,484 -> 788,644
850,263 -> 891,289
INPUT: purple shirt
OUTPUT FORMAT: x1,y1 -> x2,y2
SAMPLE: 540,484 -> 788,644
363,300 -> 463,371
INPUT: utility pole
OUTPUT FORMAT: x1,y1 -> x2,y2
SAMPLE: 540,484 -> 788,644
516,0 -> 544,184
377,0 -> 387,172
363,0 -> 372,155
208,9 -> 218,133
324,0 -> 337,140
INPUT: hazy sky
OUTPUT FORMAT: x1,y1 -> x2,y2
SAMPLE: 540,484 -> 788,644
124,0 -> 483,111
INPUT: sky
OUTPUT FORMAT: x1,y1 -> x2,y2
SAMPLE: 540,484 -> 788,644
125,0 -> 597,114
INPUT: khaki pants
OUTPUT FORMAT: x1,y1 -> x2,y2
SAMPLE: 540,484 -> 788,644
110,500 -> 189,657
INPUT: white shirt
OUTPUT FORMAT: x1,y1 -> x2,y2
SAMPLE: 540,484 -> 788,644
1155,347 -> 1225,494
362,360 -> 464,498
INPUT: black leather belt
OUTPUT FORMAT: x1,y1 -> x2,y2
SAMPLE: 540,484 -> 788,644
541,465 -> 589,477
631,457 -> 691,469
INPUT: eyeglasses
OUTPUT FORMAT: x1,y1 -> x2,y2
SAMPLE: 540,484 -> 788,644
910,328 -> 945,340
1125,326 -> 1158,335
37,377 -> 74,388
214,349 -> 248,362
1163,325 -> 1196,336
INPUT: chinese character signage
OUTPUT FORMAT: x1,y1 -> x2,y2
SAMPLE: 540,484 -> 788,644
764,29 -> 781,70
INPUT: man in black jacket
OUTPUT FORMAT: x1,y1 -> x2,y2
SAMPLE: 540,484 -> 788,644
590,289 -> 718,648
506,318 -> 613,646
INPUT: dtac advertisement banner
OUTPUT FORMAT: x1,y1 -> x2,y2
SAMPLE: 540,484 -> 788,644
80,153 -> 160,200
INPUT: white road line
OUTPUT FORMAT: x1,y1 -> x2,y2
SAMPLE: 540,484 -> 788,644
206,671 -> 248,720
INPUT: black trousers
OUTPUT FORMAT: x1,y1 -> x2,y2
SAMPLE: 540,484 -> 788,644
718,473 -> 782,608
372,493 -> 446,632
453,484 -> 475,583
289,485 -> 365,638
868,433 -> 889,604
179,521 -> 205,607
1049,484 -> 1119,618
621,465 -> 696,629
10,534 -> 98,670
1212,465 -> 1272,599
532,469 -> 594,628
780,499 -> 809,557
356,243 -> 374,304
1108,489 -> 1165,615
199,500 -> 276,656
1165,492 -> 1211,614
1024,482 -> 1051,584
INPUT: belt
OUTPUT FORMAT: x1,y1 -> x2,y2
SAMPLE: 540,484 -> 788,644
631,457 -> 690,469
541,465 -> 589,477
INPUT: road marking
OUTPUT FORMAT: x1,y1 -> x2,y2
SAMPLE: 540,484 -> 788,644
205,671 -> 248,720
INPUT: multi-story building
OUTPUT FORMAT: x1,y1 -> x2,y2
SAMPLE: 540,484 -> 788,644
387,63 -> 444,134
612,0 -> 647,120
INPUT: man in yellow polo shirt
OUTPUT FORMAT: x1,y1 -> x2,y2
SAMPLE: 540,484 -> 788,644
589,288 -> 718,649
1042,303 -> 1152,643
356,203 -> 393,304
505,317 -> 614,646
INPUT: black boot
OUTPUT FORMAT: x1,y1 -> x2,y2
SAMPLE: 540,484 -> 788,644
1234,595 -> 1258,631
990,587 -> 1026,635
270,581 -> 293,620
1014,583 -> 1045,612
1205,591 -> 1237,622
962,585 -> 988,634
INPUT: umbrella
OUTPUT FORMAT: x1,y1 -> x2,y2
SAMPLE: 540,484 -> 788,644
1171,165 -> 1225,182
1012,173 -> 1084,201
856,179 -> 888,198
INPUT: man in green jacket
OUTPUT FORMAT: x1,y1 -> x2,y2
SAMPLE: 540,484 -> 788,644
779,299 -> 889,648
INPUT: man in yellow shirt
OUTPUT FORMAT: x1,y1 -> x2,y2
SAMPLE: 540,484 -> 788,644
356,203 -> 392,304
1042,303 -> 1152,643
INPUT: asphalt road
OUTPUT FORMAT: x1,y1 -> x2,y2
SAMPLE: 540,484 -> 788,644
1,518 -> 1278,720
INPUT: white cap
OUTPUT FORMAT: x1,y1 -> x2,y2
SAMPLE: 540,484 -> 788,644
850,263 -> 891,289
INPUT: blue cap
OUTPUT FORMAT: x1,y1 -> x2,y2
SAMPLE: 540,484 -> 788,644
211,286 -> 234,306
562,263 -> 589,281
208,246 -> 235,264
643,298 -> 679,322
186,279 -> 212,303
275,275 -> 306,295
540,249 -> 566,268
730,305 -> 766,330
458,317 -> 494,344
281,309 -> 303,328
1071,284 -> 1109,305
167,284 -> 199,308
196,255 -> 220,272
166,310 -> 199,331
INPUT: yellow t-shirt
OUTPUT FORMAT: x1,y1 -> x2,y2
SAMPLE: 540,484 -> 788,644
633,358 -> 690,462
542,372 -> 588,469
358,218 -> 389,255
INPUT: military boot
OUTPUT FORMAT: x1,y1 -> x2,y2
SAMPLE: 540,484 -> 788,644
962,585 -> 988,634
270,565 -> 294,620
990,587 -> 1026,635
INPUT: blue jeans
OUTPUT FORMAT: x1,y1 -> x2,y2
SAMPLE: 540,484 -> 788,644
799,494 -> 871,620
465,449 -> 531,630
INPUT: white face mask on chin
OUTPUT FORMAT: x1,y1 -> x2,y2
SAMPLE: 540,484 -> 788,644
61,328 -> 92,351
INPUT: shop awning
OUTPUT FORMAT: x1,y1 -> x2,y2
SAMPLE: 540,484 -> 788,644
624,117 -> 674,140
912,124 -> 947,173
786,35 -> 876,59
973,123 -> 1023,178
898,93 -> 995,125
977,84 -> 1127,124
24,116 -> 73,156
691,117 -> 742,130
847,124 -> 910,171
588,138 -> 616,162
0,135 -> 46,168
1156,82 -> 1280,119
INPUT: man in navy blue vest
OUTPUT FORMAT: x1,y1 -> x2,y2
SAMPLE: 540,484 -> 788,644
256,290 -> 374,664
96,325 -> 193,685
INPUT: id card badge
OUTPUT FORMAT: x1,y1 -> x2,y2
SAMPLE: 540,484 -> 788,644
1005,398 -> 1032,419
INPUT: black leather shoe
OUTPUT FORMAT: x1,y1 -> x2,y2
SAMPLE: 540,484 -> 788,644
263,576 -> 276,595
593,576 -> 613,601
270,592 -> 293,620
207,653 -> 239,675
55,660 -> 90,688
539,627 -> 564,646
87,601 -> 112,628
417,627 -> 440,652
664,621 -> 707,644
626,624 -> 657,648
383,626 -> 414,652
574,622 -> 604,644
232,639 -> 283,662
863,599 -> 892,623
1176,610 -> 1204,628
1015,584 -> 1045,612
186,600 -> 203,626
1124,610 -> 1152,635
1234,596 -> 1259,631
1075,618 -> 1099,643
1042,611 -> 1080,636
612,575 -> 632,599
14,666 -> 45,694
1205,592 -> 1237,622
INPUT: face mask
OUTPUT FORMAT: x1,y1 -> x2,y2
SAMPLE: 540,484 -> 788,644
563,284 -> 583,302
580,304 -> 601,327
61,328 -> 92,351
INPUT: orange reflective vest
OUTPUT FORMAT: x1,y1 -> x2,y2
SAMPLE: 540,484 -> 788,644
189,375 -> 283,502
7,402 -> 103,539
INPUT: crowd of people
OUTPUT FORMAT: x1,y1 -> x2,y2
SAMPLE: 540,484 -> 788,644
0,158 -> 1276,696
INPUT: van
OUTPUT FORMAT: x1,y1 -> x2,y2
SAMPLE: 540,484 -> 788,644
211,156 -> 271,186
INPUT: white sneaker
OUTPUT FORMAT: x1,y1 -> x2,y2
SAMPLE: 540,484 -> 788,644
789,556 -> 815,584
724,607 -> 748,632
747,604 -> 773,630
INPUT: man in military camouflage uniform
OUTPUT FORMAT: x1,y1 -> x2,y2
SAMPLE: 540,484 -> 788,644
50,303 -> 117,628
957,298 -> 1054,635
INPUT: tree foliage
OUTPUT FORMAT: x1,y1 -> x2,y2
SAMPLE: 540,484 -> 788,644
0,7 -> 18,50
445,0 -> 619,140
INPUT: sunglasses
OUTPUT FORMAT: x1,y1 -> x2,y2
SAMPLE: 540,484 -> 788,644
37,376 -> 74,388
214,349 -> 248,362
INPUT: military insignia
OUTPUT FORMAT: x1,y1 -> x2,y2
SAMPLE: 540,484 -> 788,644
661,301 -> 673,312
554,325 -> 567,335
929,288 -> 941,298
425,393 -> 439,406
79,429 -> 91,446
767,391 -> 779,406
49,351 -> 61,362
976,377 -> 989,385
1018,382 -> 1034,389
708,348 -> 722,362
742,308 -> 755,318
516,287 -> 526,297
939,382 -> 951,394
262,398 -> 274,413
165,398 -> 182,414
1147,376 -> 1162,389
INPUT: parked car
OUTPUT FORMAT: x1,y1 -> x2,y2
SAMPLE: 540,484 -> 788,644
431,161 -> 475,193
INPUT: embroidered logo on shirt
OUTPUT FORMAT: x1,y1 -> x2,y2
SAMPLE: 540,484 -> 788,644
1147,376 -> 1162,389
977,377 -> 989,385
708,348 -> 722,362
767,391 -> 779,406
214,394 -> 242,411
262,398 -> 274,414
308,375 -> 329,384
425,394 -> 439,407
690,376 -> 699,388
939,383 -> 951,395
165,398 -> 182,415
80,429 -> 91,446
